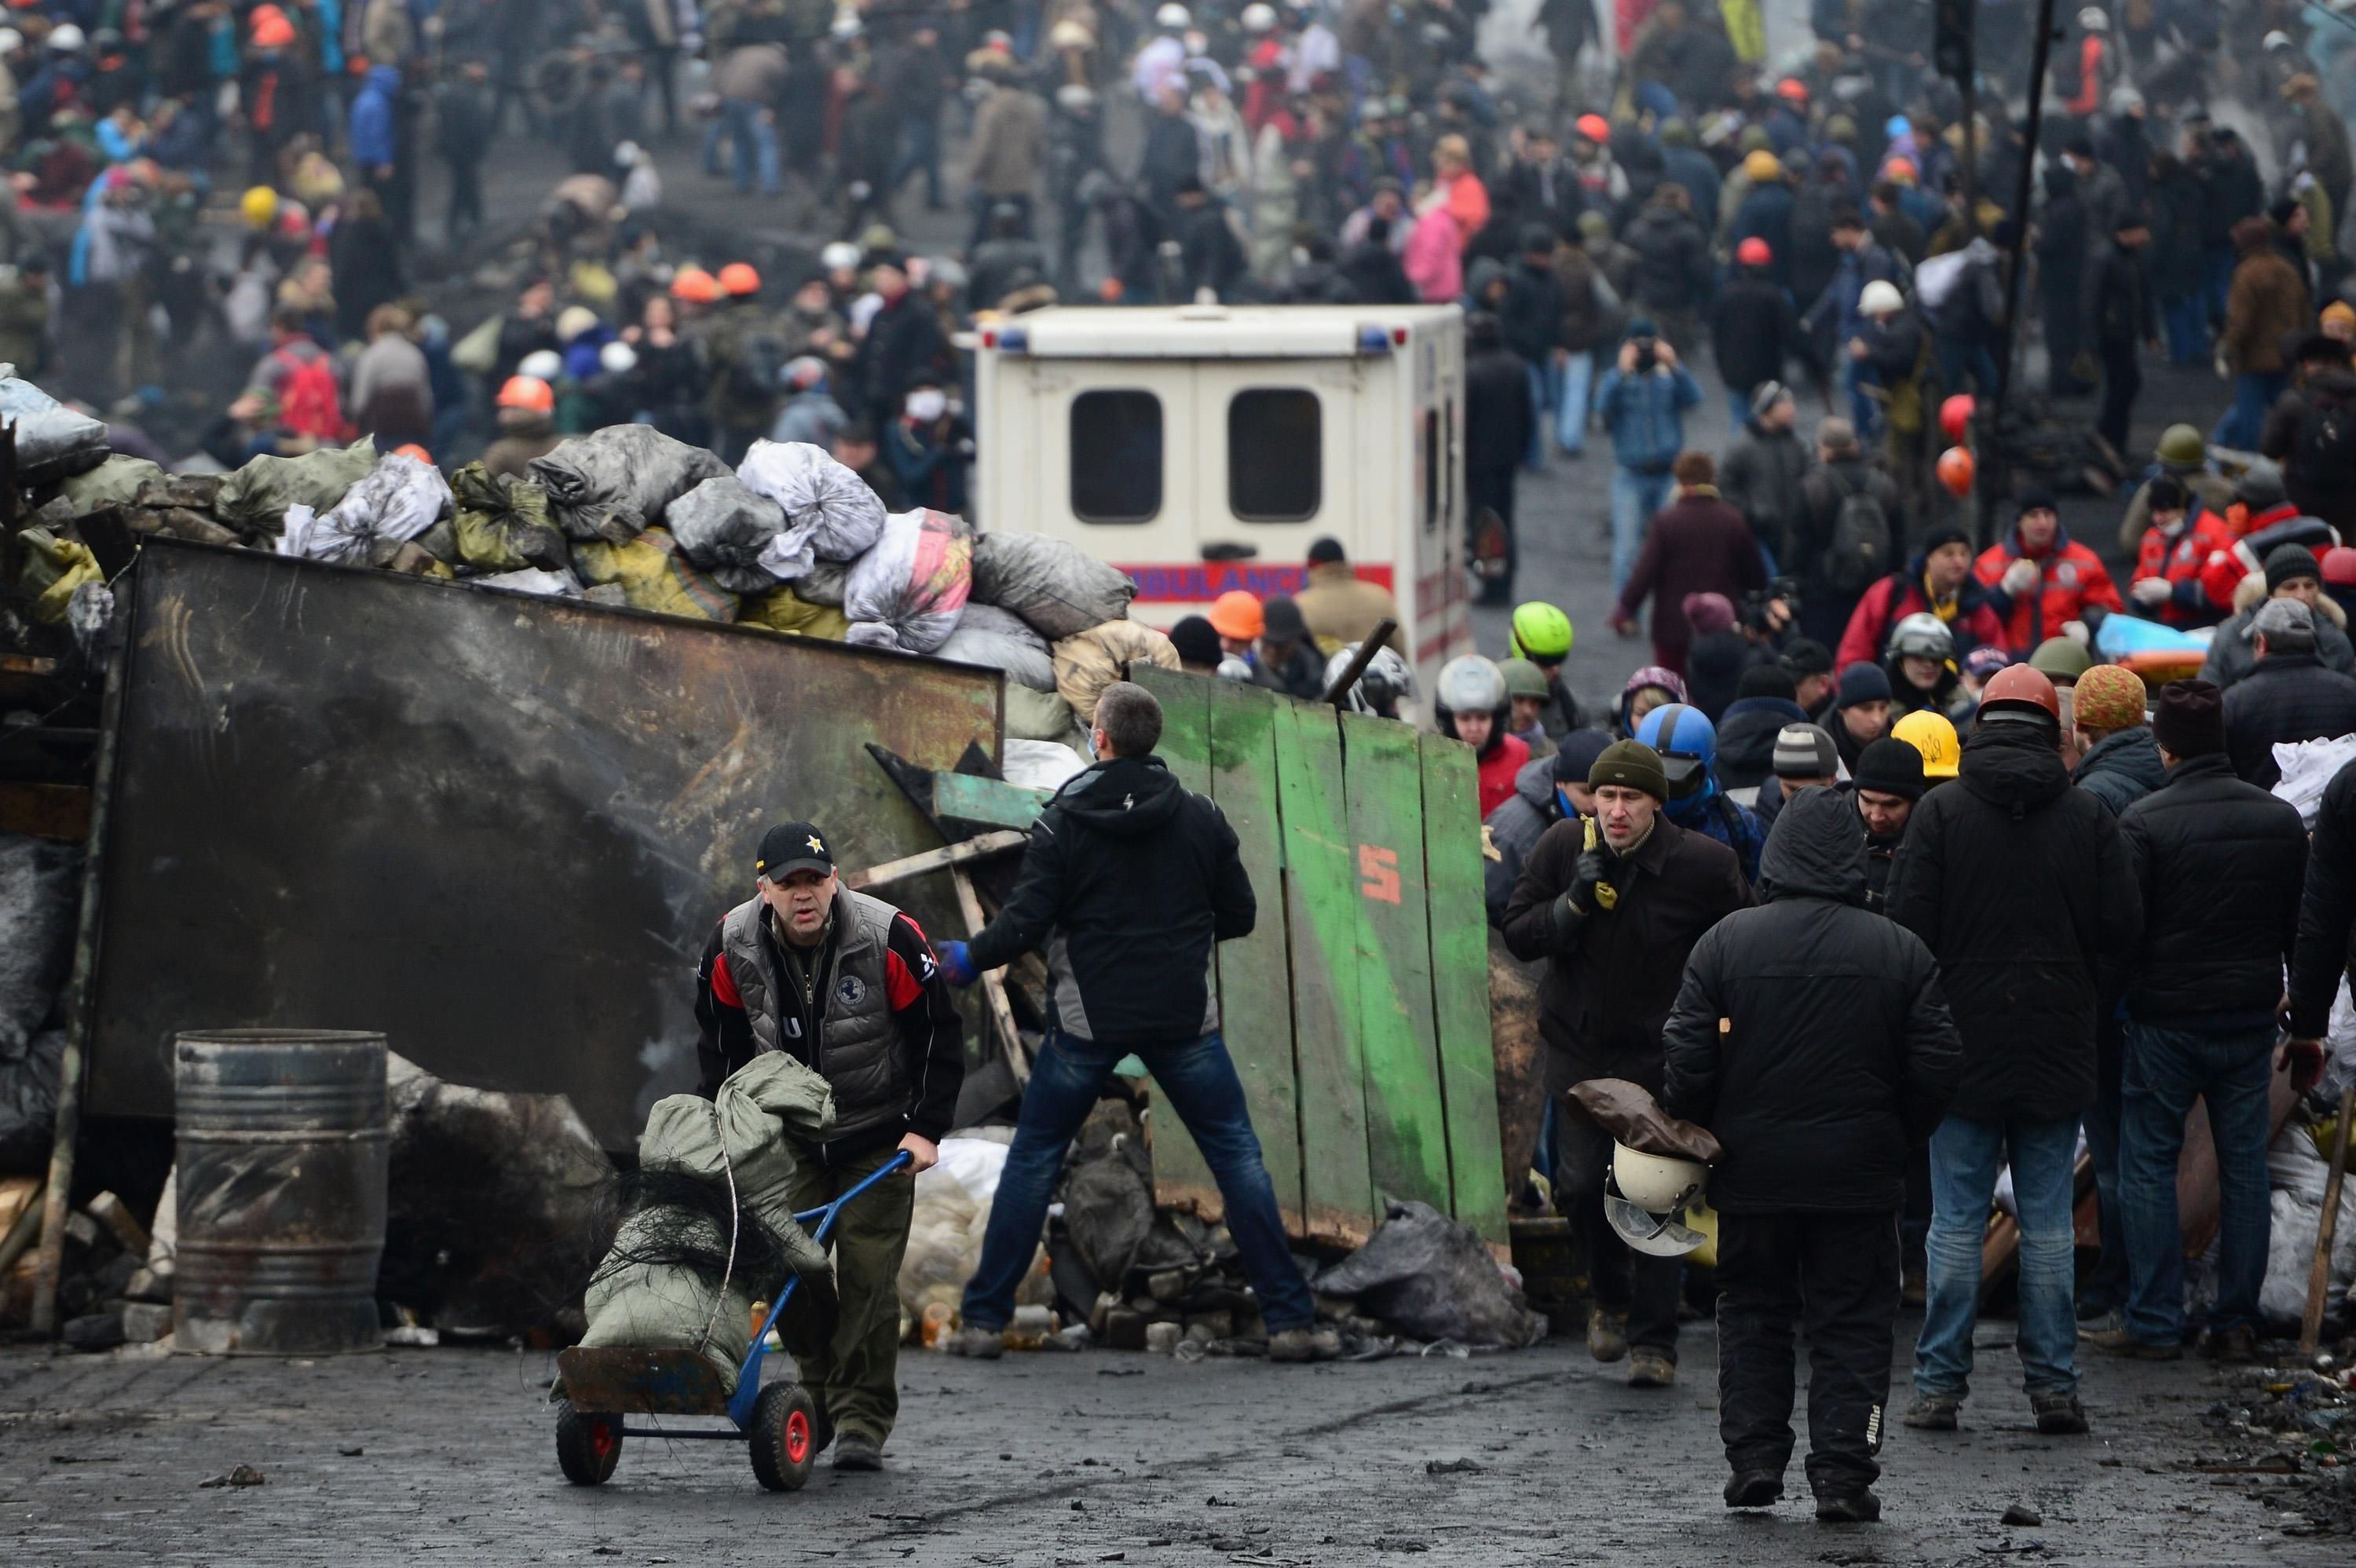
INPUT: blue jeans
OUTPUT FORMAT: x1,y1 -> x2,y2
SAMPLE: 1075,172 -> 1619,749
1726,387 -> 1750,437
1524,360 -> 1555,468
1555,350 -> 1594,455
960,1029 -> 1316,1332
2119,1021 -> 2276,1343
2160,296 -> 2208,367
2212,372 -> 2287,451
720,100 -> 780,196
889,114 -> 942,207
1610,466 -> 1674,594
1915,1113 -> 2081,1398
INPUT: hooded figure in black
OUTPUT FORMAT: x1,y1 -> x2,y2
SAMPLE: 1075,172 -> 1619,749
1663,788 -> 1962,1521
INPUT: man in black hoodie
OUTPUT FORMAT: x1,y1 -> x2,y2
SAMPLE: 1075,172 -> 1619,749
1886,667 -> 2141,1438
1665,788 -> 1960,1523
939,683 -> 1332,1363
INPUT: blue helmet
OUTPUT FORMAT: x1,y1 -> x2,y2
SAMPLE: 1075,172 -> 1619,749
1634,702 -> 1717,798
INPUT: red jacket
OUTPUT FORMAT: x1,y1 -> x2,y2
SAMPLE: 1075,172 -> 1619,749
1972,527 -> 2125,654
1835,568 -> 2007,670
1477,732 -> 1531,817
2131,506 -> 2241,626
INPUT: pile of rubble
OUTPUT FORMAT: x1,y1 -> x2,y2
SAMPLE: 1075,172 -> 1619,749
2197,1358 -> 2355,1538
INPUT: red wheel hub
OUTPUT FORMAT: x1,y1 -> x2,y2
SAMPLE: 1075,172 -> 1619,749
590,1419 -> 618,1460
785,1409 -> 811,1464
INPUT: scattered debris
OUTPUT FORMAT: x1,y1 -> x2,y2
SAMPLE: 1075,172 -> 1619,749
2001,1504 -> 2043,1526
1424,1457 -> 1485,1475
338,1446 -> 364,1457
198,1465 -> 265,1489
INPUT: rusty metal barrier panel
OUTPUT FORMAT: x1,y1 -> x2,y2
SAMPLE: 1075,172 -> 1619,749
83,541 -> 1001,1148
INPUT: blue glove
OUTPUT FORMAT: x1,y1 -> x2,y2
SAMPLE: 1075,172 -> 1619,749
935,940 -> 979,988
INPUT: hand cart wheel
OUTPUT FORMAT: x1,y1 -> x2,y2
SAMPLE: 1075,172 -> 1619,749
554,1398 -> 624,1485
748,1382 -> 818,1492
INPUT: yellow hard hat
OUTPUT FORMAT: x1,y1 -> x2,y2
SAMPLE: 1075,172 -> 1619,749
1891,709 -> 1960,778
1743,149 -> 1783,184
241,185 -> 280,229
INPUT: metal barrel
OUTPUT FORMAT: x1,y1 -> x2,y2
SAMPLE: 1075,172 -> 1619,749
173,1030 -> 389,1356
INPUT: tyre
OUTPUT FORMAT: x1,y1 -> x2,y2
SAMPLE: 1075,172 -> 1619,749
749,1382 -> 818,1492
554,1399 -> 623,1486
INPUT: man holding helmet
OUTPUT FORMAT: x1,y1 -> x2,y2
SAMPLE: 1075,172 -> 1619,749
1504,740 -> 1751,1387
1885,666 -> 2142,1438
1663,788 -> 1961,1522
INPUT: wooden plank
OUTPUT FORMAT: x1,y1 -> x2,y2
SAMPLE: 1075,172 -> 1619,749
843,830 -> 1028,891
1340,711 -> 1452,1215
933,770 -> 1052,830
950,867 -> 1029,1084
1271,698 -> 1377,1246
555,1347 -> 729,1416
1132,667 -> 1220,1220
1420,735 -> 1508,1244
1205,678 -> 1303,1235
0,781 -> 91,842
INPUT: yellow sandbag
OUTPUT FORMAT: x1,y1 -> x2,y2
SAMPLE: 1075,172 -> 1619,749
19,528 -> 100,623
740,585 -> 851,639
572,527 -> 740,622
1051,620 -> 1180,725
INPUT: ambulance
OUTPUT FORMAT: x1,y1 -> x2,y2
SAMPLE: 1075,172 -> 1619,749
968,303 -> 1476,695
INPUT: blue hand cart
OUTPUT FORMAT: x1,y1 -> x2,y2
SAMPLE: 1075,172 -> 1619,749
551,1150 -> 913,1490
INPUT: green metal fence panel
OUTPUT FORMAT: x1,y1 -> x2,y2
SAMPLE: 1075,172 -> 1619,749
1134,667 -> 1220,1219
1205,678 -> 1304,1234
1338,712 -> 1453,1215
1272,697 -> 1378,1246
1419,735 -> 1509,1244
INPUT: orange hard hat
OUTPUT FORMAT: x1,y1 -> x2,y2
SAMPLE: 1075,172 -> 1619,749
1736,236 -> 1772,267
1776,77 -> 1809,103
392,443 -> 433,464
670,265 -> 721,303
1885,155 -> 1918,182
251,10 -> 296,47
718,261 -> 762,297
1939,393 -> 1974,442
1936,444 -> 1976,498
497,375 -> 555,414
1575,113 -> 1610,143
1978,663 -> 2061,725
1207,590 -> 1264,641
2325,546 -> 2356,587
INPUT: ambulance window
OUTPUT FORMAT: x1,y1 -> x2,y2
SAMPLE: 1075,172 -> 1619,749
1227,389 -> 1321,521
1421,408 -> 1440,532
1070,391 -> 1162,523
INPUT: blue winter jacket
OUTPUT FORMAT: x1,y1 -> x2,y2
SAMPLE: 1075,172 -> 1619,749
349,66 -> 401,169
1595,360 -> 1703,474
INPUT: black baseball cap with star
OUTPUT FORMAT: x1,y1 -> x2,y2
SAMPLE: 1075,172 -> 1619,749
755,821 -> 836,881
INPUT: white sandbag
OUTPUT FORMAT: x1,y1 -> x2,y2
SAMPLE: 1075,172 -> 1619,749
2259,1185 -> 2356,1329
666,473 -> 789,593
2271,734 -> 2356,828
1002,739 -> 1088,793
970,530 -> 1138,640
0,374 -> 109,484
739,440 -> 887,579
935,601 -> 1056,691
473,567 -> 583,598
843,508 -> 973,653
2327,979 -> 2356,1104
278,453 -> 451,565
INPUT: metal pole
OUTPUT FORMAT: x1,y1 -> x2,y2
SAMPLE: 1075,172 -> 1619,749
1984,0 -> 2065,546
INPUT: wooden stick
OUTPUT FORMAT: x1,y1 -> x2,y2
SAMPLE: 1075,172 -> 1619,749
2300,1080 -> 2355,1359
842,830 -> 1028,891
950,866 -> 1029,1084
1318,618 -> 1399,706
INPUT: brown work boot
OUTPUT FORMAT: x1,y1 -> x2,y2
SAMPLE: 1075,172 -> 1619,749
1627,1348 -> 1675,1387
2201,1324 -> 2260,1364
1586,1306 -> 1629,1364
2085,1325 -> 2182,1360
1901,1391 -> 1960,1431
1268,1325 -> 1341,1363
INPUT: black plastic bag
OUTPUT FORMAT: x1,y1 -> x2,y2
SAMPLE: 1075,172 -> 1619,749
1314,1201 -> 1546,1348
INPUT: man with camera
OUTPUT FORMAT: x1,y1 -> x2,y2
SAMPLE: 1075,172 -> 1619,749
1596,317 -> 1704,595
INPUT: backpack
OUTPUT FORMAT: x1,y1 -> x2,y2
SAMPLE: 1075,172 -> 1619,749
272,346 -> 348,442
1820,466 -> 1890,595
2290,391 -> 2356,508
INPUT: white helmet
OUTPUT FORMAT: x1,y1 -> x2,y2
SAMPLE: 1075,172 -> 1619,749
1858,279 -> 1905,317
0,27 -> 23,57
1604,1144 -> 1710,1257
518,349 -> 565,382
2263,28 -> 2292,48
1323,644 -> 1414,718
1886,610 -> 1955,663
2076,5 -> 2108,30
820,240 -> 861,272
1154,3 -> 1192,30
1434,654 -> 1507,719
1241,2 -> 1278,30
598,340 -> 638,375
49,23 -> 85,50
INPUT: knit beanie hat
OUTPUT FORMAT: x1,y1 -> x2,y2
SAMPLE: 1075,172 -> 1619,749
1853,737 -> 1926,801
1836,660 -> 1893,708
2150,678 -> 2226,758
1590,739 -> 1669,802
1550,728 -> 1613,785
1772,723 -> 1840,780
1682,591 -> 1737,634
2266,543 -> 2324,592
2070,664 -> 2148,732
1168,615 -> 1221,668
1736,663 -> 1798,701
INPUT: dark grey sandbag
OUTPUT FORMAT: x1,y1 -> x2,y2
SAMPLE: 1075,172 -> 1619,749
0,1029 -> 63,1176
214,441 -> 381,535
934,601 -> 1056,692
794,557 -> 850,608
970,530 -> 1138,641
666,474 -> 789,593
0,835 -> 76,1050
1314,1201 -> 1546,1348
530,425 -> 730,545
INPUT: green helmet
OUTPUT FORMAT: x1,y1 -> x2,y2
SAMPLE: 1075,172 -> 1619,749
2156,424 -> 2205,468
1509,601 -> 1574,662
1498,657 -> 1551,702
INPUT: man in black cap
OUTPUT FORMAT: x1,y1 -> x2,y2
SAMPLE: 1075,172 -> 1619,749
2221,598 -> 2356,787
1504,739 -> 1751,1388
693,820 -> 964,1471
1829,661 -> 1893,772
1485,729 -> 1615,923
1850,736 -> 1924,914
1781,638 -> 1836,718
1251,595 -> 1326,700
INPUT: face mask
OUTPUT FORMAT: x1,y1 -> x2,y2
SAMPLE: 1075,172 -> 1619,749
905,389 -> 947,422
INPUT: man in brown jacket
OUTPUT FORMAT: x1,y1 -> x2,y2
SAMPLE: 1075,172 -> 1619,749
2218,215 -> 2310,448
1503,739 -> 1752,1387
965,64 -> 1046,248
1611,451 -> 1769,678
1294,537 -> 1404,653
